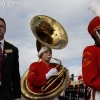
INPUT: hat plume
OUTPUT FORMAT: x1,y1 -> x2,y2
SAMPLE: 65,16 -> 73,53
88,2 -> 100,16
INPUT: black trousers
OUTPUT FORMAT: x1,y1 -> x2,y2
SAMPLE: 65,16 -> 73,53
0,86 -> 3,100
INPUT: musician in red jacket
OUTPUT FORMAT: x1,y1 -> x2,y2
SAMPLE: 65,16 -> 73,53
78,75 -> 84,84
82,16 -> 100,100
27,46 -> 59,100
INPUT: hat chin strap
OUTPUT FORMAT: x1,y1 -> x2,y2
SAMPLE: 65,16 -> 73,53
96,31 -> 100,39
92,33 -> 100,47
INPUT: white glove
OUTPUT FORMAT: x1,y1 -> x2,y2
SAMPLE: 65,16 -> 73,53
46,68 -> 58,80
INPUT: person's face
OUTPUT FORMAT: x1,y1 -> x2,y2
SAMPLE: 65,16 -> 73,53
41,49 -> 52,62
79,80 -> 84,84
0,20 -> 6,39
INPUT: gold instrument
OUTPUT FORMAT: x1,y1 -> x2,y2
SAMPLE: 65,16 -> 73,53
21,15 -> 69,100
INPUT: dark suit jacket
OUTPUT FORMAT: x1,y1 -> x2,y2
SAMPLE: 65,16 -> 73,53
1,40 -> 21,100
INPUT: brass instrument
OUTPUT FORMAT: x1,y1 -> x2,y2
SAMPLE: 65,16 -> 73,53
21,15 -> 69,100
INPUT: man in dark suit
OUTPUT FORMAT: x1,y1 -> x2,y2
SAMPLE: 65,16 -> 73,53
0,18 -> 21,100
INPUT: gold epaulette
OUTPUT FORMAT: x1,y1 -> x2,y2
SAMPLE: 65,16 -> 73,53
5,40 -> 12,44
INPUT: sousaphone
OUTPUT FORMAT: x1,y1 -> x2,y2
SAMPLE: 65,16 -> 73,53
21,15 -> 69,100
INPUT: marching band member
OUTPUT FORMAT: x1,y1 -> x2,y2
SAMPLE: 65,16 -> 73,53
27,46 -> 59,100
82,2 -> 100,100
78,75 -> 84,84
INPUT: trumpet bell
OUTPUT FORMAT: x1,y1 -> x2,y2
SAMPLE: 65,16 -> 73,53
30,15 -> 68,52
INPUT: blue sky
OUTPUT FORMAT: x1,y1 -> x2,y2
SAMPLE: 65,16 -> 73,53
0,0 -> 100,80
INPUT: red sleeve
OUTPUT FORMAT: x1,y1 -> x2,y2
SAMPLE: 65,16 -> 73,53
82,46 -> 100,91
27,62 -> 47,87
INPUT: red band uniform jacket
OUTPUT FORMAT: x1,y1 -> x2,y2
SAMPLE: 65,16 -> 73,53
82,45 -> 100,100
27,61 -> 60,93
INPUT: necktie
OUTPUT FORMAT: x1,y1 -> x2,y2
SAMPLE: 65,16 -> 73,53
0,42 -> 2,82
